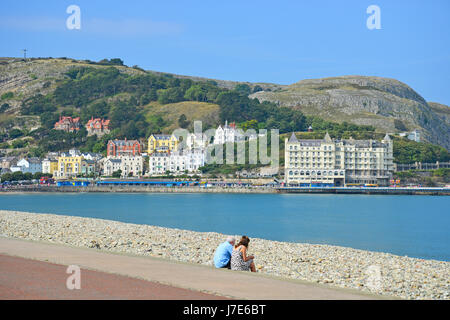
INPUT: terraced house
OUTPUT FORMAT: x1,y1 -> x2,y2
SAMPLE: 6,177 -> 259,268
55,155 -> 83,178
41,158 -> 58,175
55,156 -> 97,178
148,149 -> 205,176
103,156 -> 143,177
10,158 -> 42,174
147,134 -> 178,154
107,139 -> 142,157
284,133 -> 394,187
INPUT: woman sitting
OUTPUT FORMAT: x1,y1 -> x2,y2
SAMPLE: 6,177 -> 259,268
230,235 -> 256,272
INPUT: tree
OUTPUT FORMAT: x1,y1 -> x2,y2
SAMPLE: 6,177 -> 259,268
1,172 -> 12,182
252,85 -> 263,93
112,170 -> 122,178
157,88 -> 184,104
0,103 -> 10,112
178,114 -> 189,128
33,172 -> 45,180
234,84 -> 252,96
8,128 -> 24,139
240,119 -> 259,131
184,85 -> 208,102
23,172 -> 33,180
11,171 -> 24,181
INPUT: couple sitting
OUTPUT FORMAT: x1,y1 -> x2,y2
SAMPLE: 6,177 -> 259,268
213,235 -> 256,272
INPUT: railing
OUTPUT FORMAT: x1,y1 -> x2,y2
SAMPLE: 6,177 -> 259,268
395,161 -> 450,172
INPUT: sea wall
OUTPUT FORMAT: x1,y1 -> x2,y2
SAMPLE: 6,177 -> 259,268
0,185 -> 275,193
1,185 -> 449,195
0,210 -> 448,300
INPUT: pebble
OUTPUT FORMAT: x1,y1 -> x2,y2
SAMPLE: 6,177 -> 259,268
0,210 -> 449,300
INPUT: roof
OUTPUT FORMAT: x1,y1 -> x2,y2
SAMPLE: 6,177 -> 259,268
109,139 -> 140,146
150,134 -> 176,141
288,133 -> 298,143
86,117 -> 110,126
149,152 -> 170,158
55,116 -> 80,124
106,158 -> 122,163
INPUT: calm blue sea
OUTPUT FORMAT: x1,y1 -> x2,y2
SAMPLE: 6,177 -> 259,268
0,193 -> 449,261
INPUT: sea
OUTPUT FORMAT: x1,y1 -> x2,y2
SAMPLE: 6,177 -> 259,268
0,193 -> 449,261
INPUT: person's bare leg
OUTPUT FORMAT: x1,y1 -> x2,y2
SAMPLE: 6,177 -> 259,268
250,261 -> 256,272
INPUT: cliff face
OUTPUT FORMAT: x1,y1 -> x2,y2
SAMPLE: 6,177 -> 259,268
250,76 -> 450,149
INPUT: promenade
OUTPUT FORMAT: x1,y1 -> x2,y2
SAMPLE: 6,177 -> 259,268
0,238 -> 381,300
1,184 -> 449,195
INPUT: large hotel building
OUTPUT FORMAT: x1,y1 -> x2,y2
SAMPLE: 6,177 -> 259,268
284,132 -> 394,186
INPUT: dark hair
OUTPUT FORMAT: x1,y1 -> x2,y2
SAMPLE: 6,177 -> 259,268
235,235 -> 250,248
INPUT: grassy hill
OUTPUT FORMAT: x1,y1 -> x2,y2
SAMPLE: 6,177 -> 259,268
0,57 -> 448,164
143,101 -> 220,132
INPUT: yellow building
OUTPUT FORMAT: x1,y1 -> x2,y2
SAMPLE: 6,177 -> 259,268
56,156 -> 83,179
147,134 -> 178,154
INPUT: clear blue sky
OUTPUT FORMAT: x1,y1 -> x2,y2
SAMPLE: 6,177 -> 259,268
1,0 -> 449,104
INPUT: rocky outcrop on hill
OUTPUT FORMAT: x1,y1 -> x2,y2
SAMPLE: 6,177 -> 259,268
250,76 -> 450,149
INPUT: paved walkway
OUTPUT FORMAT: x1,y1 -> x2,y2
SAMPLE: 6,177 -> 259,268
0,254 -> 225,299
0,238 -> 384,300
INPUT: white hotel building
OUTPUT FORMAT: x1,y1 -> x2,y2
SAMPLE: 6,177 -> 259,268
148,148 -> 205,176
103,156 -> 144,177
284,132 -> 394,186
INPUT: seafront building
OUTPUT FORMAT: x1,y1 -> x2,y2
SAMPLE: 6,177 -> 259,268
10,158 -> 42,174
147,134 -> 179,154
42,159 -> 58,175
55,155 -> 83,178
186,132 -> 207,150
0,156 -> 17,170
284,133 -> 394,186
213,121 -> 244,145
148,148 -> 205,176
103,156 -> 144,177
107,139 -> 142,157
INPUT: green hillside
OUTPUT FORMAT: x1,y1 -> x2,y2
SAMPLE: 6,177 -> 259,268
0,57 -> 448,164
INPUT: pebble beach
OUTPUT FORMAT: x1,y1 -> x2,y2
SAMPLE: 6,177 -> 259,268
0,210 -> 449,300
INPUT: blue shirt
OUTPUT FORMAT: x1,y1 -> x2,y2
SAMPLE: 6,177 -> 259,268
213,241 -> 233,268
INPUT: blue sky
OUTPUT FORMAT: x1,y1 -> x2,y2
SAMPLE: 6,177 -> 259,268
1,0 -> 449,104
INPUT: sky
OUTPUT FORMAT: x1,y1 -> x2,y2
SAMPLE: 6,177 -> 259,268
1,0 -> 449,104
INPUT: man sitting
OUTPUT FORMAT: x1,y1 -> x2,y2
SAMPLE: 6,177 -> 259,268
213,236 -> 235,269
